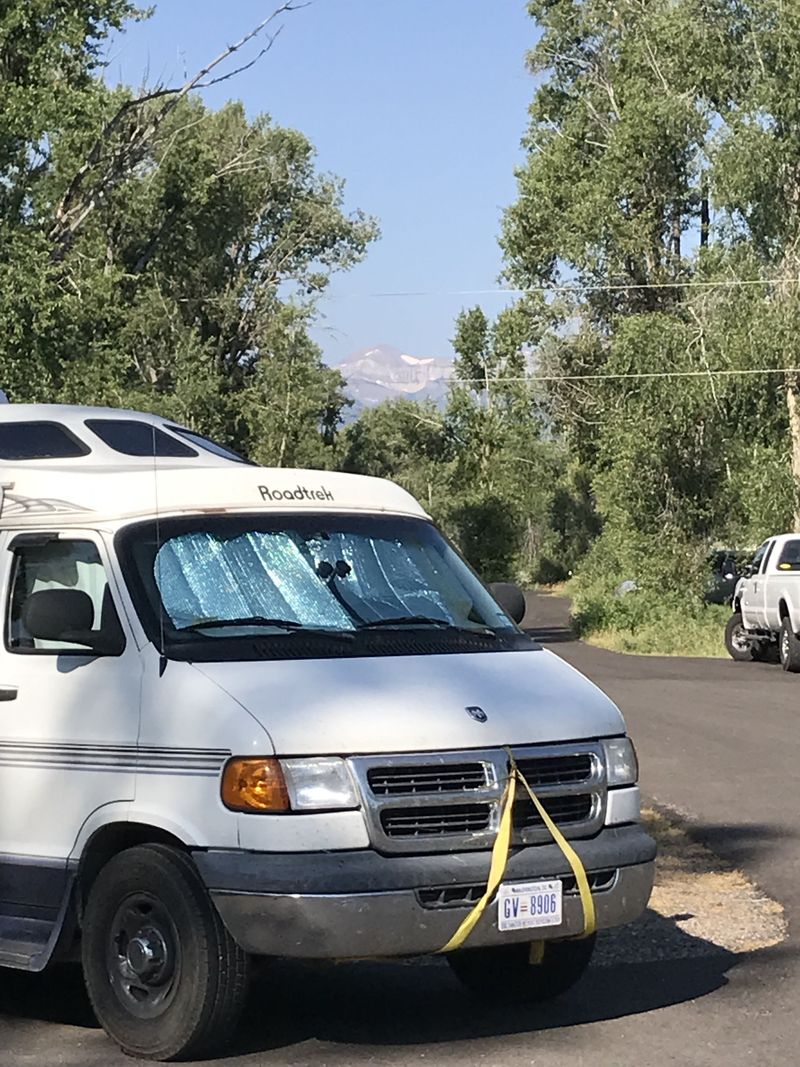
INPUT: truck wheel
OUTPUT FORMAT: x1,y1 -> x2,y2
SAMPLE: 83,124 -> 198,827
779,618 -> 800,673
725,612 -> 755,661
82,843 -> 248,1061
447,935 -> 595,1003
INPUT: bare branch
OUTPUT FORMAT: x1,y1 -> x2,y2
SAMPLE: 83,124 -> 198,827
194,27 -> 285,90
50,2 -> 308,257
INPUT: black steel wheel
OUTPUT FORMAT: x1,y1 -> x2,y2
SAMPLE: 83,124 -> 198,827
82,844 -> 248,1061
447,934 -> 596,1004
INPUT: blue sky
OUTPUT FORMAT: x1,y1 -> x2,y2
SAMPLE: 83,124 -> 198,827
107,1 -> 537,364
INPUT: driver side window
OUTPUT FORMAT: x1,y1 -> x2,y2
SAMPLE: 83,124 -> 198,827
750,542 -> 768,575
5,539 -> 125,655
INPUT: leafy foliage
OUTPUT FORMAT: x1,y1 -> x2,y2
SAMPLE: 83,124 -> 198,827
0,3 -> 377,465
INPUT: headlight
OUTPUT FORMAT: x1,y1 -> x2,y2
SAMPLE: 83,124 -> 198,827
222,756 -> 359,812
221,758 -> 290,812
281,757 -> 359,811
602,737 -> 638,786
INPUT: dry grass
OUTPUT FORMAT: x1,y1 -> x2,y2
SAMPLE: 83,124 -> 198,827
643,807 -> 786,953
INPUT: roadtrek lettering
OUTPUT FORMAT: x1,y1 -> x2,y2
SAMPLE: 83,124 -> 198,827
258,484 -> 334,503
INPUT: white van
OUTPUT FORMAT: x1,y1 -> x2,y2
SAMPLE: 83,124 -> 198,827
0,405 -> 654,1061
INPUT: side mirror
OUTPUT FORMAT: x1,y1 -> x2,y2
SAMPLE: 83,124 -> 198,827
21,589 -> 123,655
488,581 -> 526,625
742,564 -> 754,578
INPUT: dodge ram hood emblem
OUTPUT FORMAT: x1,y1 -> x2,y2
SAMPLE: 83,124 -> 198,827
465,705 -> 488,723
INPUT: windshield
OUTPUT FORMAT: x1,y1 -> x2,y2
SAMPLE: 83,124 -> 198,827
118,513 -> 525,660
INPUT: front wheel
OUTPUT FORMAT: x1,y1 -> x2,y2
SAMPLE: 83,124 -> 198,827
779,618 -> 800,673
725,612 -> 755,661
447,935 -> 595,1003
82,843 -> 249,1061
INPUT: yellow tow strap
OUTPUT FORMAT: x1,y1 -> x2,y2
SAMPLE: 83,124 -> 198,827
439,751 -> 596,953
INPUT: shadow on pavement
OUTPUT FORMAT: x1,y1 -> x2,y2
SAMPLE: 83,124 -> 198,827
230,910 -> 747,1055
0,906 -> 792,1061
685,820 -> 796,871
521,590 -> 576,645
524,623 -> 576,644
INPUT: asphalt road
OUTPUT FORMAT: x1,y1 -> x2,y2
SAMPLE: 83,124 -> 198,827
2,592 -> 798,1066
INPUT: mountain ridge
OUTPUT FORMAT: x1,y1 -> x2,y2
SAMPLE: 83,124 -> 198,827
337,344 -> 454,418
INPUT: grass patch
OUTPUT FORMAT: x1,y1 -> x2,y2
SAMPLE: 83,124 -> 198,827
583,603 -> 730,657
565,578 -> 732,658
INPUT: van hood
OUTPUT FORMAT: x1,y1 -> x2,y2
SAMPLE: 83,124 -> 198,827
192,648 -> 625,756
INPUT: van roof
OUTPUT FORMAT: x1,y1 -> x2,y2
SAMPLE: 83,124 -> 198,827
0,406 -> 427,526
0,404 -> 246,468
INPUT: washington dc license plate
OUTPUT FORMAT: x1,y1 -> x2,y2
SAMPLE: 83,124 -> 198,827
497,880 -> 563,931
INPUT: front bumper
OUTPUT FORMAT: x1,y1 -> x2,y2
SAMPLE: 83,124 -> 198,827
194,824 -> 655,959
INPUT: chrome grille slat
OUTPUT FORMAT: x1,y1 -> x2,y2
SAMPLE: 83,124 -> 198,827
514,754 -> 593,787
368,763 -> 487,795
513,793 -> 595,830
350,744 -> 606,855
381,803 -> 491,837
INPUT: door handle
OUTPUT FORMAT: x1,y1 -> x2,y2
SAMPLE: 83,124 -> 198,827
0,686 -> 18,701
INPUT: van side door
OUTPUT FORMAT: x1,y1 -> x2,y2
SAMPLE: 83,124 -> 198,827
0,531 -> 141,920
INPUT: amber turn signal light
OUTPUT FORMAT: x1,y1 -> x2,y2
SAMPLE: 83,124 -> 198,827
221,758 -> 290,812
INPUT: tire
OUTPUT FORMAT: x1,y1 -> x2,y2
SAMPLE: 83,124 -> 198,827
779,618 -> 800,673
447,934 -> 596,1004
725,612 -> 755,661
82,843 -> 249,1062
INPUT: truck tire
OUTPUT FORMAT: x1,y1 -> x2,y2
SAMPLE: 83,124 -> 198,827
82,843 -> 248,1062
447,934 -> 595,1003
779,618 -> 800,673
725,612 -> 755,661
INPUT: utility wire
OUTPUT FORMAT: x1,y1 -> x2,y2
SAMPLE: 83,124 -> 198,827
455,366 -> 800,384
325,278 -> 800,300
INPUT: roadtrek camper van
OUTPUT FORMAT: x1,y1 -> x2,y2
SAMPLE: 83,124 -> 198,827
0,405 -> 655,1061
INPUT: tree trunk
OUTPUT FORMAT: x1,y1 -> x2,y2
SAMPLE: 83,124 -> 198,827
786,374 -> 800,531
700,183 -> 709,248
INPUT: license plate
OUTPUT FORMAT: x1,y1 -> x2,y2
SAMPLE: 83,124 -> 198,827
497,880 -> 563,931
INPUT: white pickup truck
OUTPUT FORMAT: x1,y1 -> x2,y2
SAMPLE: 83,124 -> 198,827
726,533 -> 800,671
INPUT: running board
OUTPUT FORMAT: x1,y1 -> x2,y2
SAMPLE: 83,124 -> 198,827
0,915 -> 57,970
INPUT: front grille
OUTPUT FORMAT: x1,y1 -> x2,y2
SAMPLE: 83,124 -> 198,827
417,884 -> 486,909
514,753 -> 593,787
381,803 -> 491,837
368,762 -> 487,796
416,868 -> 618,910
513,793 -> 594,830
350,743 -> 606,855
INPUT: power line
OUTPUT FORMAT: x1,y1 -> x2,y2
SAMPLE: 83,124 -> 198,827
325,278 -> 800,300
455,366 -> 800,384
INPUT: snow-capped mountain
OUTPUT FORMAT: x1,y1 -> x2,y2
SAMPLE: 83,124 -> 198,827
338,344 -> 453,416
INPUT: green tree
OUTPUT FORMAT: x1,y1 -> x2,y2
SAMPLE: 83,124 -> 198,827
0,3 -> 378,465
446,301 -> 563,581
500,0 -> 798,612
341,398 -> 448,513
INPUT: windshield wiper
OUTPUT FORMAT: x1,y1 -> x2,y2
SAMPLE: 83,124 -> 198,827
357,615 -> 497,638
178,617 -> 355,640
182,616 -> 305,632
